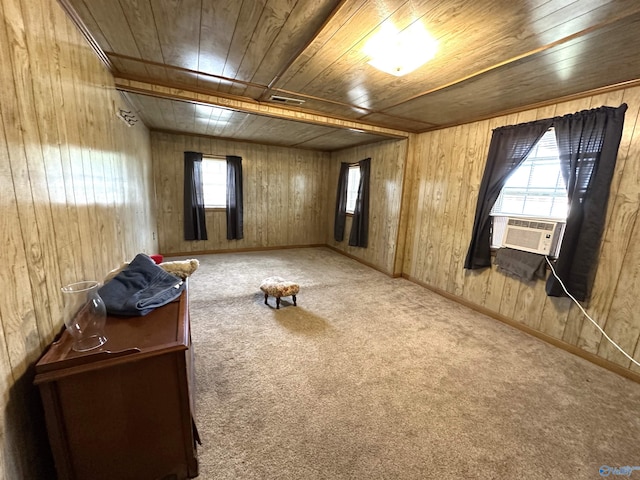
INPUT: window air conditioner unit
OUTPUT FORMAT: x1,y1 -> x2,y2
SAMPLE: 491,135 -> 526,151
500,217 -> 562,255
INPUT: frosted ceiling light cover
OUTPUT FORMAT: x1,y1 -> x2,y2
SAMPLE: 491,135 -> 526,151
364,21 -> 438,76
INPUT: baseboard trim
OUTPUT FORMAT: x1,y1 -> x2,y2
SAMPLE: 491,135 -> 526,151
402,273 -> 640,385
324,245 -> 400,277
162,244 -> 326,257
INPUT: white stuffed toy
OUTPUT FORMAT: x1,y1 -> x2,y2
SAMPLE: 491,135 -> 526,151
104,257 -> 199,283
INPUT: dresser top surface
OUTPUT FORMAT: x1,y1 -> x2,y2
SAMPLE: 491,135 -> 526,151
35,288 -> 189,380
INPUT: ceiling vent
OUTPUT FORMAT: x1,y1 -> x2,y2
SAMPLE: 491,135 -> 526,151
269,95 -> 305,105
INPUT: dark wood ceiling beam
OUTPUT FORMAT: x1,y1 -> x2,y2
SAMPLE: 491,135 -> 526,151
114,77 -> 409,138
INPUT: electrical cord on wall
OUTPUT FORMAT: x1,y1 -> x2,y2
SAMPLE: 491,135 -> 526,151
545,256 -> 640,368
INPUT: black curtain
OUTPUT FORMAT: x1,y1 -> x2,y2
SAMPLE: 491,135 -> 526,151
334,162 -> 349,241
183,151 -> 208,241
464,120 -> 552,268
226,155 -> 243,240
349,158 -> 371,247
545,104 -> 627,300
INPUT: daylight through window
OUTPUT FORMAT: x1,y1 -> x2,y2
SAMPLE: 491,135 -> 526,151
346,165 -> 361,214
202,157 -> 226,208
490,129 -> 568,250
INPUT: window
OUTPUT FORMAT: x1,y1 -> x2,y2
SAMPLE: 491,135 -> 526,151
490,129 -> 567,251
346,165 -> 360,214
201,157 -> 226,208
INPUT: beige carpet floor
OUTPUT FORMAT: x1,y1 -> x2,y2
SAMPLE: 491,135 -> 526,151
180,247 -> 640,479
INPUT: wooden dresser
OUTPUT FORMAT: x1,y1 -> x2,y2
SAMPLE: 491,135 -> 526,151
35,286 -> 198,480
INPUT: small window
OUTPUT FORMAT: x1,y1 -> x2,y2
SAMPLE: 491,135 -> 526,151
491,129 -> 567,251
346,165 -> 361,214
202,157 -> 226,208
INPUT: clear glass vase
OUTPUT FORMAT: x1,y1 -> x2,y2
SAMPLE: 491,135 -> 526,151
61,281 -> 108,352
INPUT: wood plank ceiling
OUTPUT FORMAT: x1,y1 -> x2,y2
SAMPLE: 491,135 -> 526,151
61,0 -> 640,151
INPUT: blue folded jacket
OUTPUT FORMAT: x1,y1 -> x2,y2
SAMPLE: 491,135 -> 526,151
98,254 -> 185,316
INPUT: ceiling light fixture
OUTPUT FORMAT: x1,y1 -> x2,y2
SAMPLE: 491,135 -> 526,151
363,21 -> 438,77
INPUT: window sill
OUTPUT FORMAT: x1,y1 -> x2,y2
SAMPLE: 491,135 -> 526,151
205,207 -> 225,212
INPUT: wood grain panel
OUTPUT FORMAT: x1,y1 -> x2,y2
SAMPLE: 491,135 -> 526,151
122,90 -> 401,150
151,131 -> 330,254
385,12 -> 640,127
403,83 -> 640,377
0,0 -> 157,476
326,138 -> 408,275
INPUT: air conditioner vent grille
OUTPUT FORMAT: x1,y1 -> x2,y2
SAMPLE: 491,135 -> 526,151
269,95 -> 305,105
501,217 -> 563,255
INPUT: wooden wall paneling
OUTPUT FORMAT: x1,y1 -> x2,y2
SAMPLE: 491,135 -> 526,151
435,124 -> 469,292
326,140 -> 405,274
410,129 -> 439,282
403,84 -> 640,378
0,307 -> 13,476
73,22 -> 106,279
426,125 -> 456,287
404,131 -> 431,277
153,132 -> 330,254
2,0 -> 58,349
23,2 -> 74,288
473,113 -> 519,313
571,89 -> 640,353
279,151 -> 290,244
458,120 -> 492,305
418,129 -> 450,287
460,117 -> 503,307
593,91 -> 640,367
0,96 -> 39,383
1,0 -> 158,476
50,4 -> 86,284
398,134 -> 419,275
90,57 -> 118,275
289,153 -> 303,244
384,140 -> 404,271
61,12 -> 100,281
152,134 -> 168,253
28,0 -> 78,287
0,113 -> 40,480
270,146 -> 280,245
256,143 -> 268,247
392,133 -> 414,275
263,150 -> 274,244
446,121 -> 480,296
600,216 -> 640,369
319,153 -> 330,241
